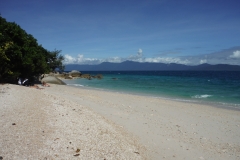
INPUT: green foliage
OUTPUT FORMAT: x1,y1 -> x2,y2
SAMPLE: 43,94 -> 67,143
0,41 -> 13,77
0,16 -> 65,83
47,49 -> 65,72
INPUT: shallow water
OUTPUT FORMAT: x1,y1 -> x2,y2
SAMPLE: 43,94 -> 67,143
63,71 -> 240,108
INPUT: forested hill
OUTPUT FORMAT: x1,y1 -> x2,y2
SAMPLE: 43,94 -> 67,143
65,61 -> 240,71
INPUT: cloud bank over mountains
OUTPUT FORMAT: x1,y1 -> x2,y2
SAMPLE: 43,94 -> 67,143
230,50 -> 240,59
64,47 -> 240,66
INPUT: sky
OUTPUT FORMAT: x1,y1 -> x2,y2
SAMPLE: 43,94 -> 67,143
1,0 -> 240,65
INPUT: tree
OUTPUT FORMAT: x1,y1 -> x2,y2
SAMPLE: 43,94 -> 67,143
0,16 -> 65,83
47,49 -> 65,72
0,41 -> 13,79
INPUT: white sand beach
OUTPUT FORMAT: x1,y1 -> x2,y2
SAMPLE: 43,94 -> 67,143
1,84 -> 240,160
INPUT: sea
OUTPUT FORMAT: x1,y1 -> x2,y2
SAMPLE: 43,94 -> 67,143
63,71 -> 240,109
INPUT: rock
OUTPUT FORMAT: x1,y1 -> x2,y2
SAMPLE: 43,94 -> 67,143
64,74 -> 73,79
80,74 -> 91,79
94,74 -> 103,79
48,72 -> 55,76
69,70 -> 81,77
54,74 -> 65,78
54,73 -> 73,79
70,70 -> 79,72
53,71 -> 103,80
41,76 -> 66,85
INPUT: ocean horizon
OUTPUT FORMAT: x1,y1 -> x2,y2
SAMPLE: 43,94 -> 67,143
62,71 -> 240,109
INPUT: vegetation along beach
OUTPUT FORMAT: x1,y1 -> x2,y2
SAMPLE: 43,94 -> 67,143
1,1 -> 240,160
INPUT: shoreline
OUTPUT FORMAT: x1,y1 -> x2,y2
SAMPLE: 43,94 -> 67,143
46,84 -> 240,159
65,82 -> 240,111
1,83 -> 240,159
62,70 -> 240,108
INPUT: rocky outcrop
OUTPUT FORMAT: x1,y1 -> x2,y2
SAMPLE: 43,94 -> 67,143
54,73 -> 66,79
92,74 -> 103,79
64,74 -> 73,79
55,73 -> 73,79
69,70 -> 81,77
81,74 -> 92,80
41,75 -> 66,85
48,70 -> 103,80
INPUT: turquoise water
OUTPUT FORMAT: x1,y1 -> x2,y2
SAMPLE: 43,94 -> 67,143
63,71 -> 240,108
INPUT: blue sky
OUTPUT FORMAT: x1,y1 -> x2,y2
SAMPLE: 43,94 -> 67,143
1,0 -> 240,65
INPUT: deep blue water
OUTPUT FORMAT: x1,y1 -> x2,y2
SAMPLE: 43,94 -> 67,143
63,71 -> 240,108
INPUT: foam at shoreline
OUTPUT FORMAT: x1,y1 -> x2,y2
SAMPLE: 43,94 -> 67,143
62,71 -> 240,107
63,79 -> 240,111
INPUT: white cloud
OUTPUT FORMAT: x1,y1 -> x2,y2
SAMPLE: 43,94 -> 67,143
137,48 -> 143,56
64,54 -> 77,64
145,57 -> 190,65
64,54 -> 190,65
105,57 -> 122,63
229,50 -> 240,59
200,59 -> 207,64
64,54 -> 102,64
63,47 -> 240,65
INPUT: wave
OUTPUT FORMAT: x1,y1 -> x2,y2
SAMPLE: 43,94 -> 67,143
192,94 -> 213,99
67,84 -> 84,87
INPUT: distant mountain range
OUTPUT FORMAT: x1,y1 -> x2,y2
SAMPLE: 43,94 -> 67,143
65,61 -> 240,71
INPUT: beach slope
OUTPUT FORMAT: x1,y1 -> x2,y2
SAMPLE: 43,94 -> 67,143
0,84 -> 146,159
45,84 -> 240,160
1,84 -> 240,160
